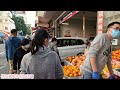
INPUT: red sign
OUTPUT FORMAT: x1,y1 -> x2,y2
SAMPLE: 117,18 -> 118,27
32,27 -> 38,31
60,11 -> 79,24
97,11 -> 104,35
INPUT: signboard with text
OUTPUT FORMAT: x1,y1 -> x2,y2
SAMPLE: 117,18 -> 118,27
60,11 -> 79,24
97,11 -> 104,35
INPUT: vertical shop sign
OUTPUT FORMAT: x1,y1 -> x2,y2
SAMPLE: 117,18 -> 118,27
97,11 -> 104,35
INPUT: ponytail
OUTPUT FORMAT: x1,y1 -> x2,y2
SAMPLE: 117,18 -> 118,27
30,29 -> 49,55
30,37 -> 45,55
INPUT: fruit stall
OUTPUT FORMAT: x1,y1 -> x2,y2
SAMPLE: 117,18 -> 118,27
63,49 -> 120,79
63,54 -> 85,79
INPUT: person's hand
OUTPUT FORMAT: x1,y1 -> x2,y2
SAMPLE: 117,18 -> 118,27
109,75 -> 115,79
92,72 -> 100,79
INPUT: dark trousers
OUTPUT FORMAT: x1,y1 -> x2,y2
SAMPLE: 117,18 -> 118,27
13,59 -> 22,70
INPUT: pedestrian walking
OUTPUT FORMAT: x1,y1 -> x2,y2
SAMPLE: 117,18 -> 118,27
20,29 -> 63,79
82,21 -> 120,79
13,38 -> 30,74
49,37 -> 63,65
5,29 -> 21,74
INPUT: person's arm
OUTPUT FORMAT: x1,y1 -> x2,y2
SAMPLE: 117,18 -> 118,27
107,47 -> 114,76
55,53 -> 64,79
20,55 -> 28,74
5,40 -> 8,61
90,57 -> 98,72
107,59 -> 114,76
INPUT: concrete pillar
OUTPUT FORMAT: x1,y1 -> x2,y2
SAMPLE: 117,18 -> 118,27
83,11 -> 86,38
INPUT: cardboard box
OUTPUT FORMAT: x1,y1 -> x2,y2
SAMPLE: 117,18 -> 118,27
64,60 -> 72,65
113,69 -> 120,77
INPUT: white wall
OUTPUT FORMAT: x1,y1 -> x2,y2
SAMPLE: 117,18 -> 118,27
60,19 -> 96,38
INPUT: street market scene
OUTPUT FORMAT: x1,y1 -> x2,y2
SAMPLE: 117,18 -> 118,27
0,11 -> 120,79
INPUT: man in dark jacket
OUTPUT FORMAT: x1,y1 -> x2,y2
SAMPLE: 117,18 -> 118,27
5,29 -> 21,74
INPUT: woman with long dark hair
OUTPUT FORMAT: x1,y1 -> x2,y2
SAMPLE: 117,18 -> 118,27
20,29 -> 63,79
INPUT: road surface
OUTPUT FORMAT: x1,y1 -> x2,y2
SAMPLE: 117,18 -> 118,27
0,43 -> 9,75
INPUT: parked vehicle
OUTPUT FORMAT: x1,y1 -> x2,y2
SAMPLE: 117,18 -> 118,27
56,37 -> 87,62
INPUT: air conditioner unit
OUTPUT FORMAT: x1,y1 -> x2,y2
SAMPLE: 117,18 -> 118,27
112,39 -> 118,45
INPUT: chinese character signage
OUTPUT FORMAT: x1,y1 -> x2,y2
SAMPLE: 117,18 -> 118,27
97,11 -> 104,35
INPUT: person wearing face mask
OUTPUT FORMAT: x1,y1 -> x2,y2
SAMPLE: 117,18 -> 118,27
20,29 -> 63,79
82,21 -> 120,79
13,38 -> 30,74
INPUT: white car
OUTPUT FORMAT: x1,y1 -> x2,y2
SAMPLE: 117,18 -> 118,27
56,37 -> 87,62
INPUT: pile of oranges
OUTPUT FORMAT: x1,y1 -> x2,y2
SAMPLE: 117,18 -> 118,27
112,64 -> 120,69
66,56 -> 78,63
112,50 -> 120,60
102,63 -> 120,79
66,54 -> 86,67
63,65 -> 82,77
66,54 -> 86,63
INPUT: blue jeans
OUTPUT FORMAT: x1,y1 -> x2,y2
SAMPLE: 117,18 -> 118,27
82,69 -> 103,79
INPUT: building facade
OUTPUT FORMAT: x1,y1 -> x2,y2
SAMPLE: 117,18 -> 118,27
0,11 -> 15,36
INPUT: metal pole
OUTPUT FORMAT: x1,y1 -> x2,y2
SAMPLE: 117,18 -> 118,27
55,11 -> 66,22
54,11 -> 66,38
83,11 -> 86,38
55,22 -> 56,37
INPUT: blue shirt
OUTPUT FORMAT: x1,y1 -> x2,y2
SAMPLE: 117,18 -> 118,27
5,36 -> 21,60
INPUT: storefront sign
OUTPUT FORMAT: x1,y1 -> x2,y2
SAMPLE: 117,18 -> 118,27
97,11 -> 104,35
60,11 -> 79,24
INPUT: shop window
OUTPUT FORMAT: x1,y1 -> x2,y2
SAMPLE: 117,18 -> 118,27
75,39 -> 84,45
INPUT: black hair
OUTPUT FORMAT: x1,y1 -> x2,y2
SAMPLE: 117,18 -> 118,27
107,21 -> 120,29
11,29 -> 17,34
51,37 -> 57,42
21,38 -> 30,46
31,29 -> 49,55
86,41 -> 91,46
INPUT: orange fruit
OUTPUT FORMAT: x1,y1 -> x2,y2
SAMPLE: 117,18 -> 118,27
73,73 -> 77,77
78,72 -> 81,76
69,74 -> 73,77
66,70 -> 70,74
